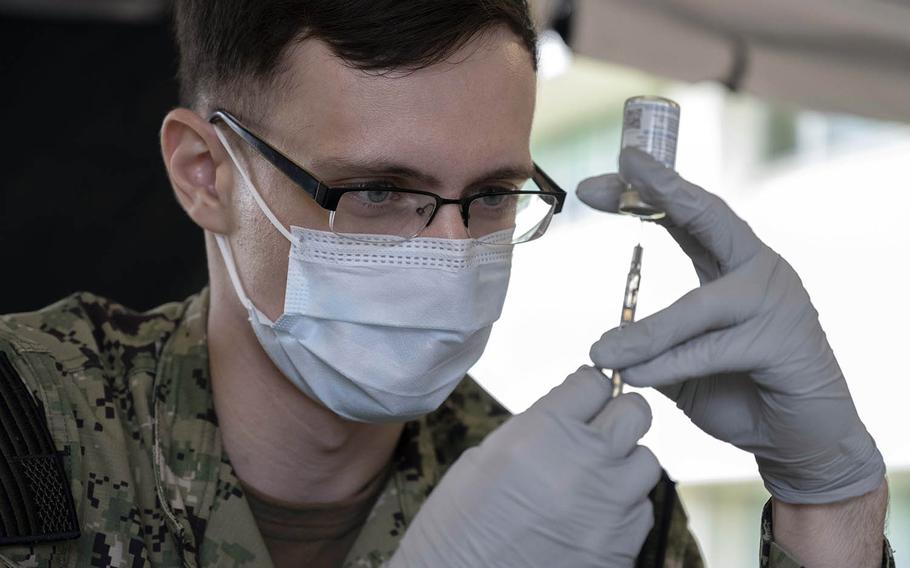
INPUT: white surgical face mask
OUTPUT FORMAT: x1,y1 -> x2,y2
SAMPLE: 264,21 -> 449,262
213,128 -> 513,422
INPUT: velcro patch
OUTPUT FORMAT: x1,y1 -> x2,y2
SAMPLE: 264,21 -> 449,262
0,352 -> 80,545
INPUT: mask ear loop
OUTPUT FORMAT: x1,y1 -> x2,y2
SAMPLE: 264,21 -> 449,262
210,125 -> 295,324
213,126 -> 298,246
213,234 -> 254,312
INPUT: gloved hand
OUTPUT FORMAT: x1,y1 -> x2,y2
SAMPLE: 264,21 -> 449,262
578,147 -> 885,505
388,366 -> 661,568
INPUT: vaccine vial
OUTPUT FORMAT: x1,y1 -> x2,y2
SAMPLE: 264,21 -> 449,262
618,96 -> 680,220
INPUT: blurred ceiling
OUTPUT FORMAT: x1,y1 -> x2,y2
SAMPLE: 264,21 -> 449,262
533,0 -> 910,123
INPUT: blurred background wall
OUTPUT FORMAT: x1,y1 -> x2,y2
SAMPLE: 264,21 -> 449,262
0,0 -> 206,313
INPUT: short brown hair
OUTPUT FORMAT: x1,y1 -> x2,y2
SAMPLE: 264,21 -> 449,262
174,0 -> 538,117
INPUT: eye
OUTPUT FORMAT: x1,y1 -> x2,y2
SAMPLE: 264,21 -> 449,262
341,181 -> 400,206
481,193 -> 506,206
475,186 -> 516,207
365,189 -> 391,203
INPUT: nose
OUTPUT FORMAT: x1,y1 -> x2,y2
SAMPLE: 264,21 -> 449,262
419,203 -> 470,240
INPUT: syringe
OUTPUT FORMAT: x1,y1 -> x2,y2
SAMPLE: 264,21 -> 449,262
610,243 -> 643,398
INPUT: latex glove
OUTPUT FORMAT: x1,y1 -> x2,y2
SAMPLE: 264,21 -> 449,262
388,366 -> 661,568
577,147 -> 885,505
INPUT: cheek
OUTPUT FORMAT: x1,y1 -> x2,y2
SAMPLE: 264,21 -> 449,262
232,202 -> 289,321
229,164 -> 330,320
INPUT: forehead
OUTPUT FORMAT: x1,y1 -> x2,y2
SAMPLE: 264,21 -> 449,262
263,27 -> 537,178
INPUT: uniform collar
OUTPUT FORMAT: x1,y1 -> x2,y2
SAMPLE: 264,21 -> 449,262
152,288 -> 224,567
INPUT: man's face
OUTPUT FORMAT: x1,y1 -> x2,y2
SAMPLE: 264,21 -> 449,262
220,26 -> 537,321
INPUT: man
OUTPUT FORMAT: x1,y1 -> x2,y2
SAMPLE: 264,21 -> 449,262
0,1 -> 893,567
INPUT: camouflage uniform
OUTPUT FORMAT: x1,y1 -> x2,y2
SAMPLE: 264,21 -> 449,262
0,290 -> 894,567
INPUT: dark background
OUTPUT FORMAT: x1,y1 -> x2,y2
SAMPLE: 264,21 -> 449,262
0,9 -> 207,314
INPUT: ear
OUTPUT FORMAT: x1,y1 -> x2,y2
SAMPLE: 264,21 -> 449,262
160,108 -> 233,235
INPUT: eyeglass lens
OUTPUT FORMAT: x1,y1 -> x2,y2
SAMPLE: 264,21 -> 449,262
331,190 -> 438,240
330,186 -> 556,244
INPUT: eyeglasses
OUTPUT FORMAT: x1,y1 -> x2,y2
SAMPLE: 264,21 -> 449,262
209,110 -> 566,245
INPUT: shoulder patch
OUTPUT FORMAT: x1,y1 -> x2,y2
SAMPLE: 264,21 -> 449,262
0,352 -> 80,545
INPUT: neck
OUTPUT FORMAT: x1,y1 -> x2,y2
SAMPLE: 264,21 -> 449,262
206,277 -> 404,505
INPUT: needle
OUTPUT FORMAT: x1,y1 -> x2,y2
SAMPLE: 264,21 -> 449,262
611,241 -> 643,398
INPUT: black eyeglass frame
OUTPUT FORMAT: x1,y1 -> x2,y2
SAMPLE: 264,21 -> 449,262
208,110 -> 567,234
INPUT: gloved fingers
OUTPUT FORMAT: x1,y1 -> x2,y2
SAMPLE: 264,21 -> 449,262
656,382 -> 684,402
576,173 -> 624,212
623,446 -> 663,505
622,498 -> 657,546
576,150 -> 759,274
529,365 -> 613,423
618,147 -> 762,272
577,173 -> 724,284
588,392 -> 652,458
617,326 -> 756,388
612,445 -> 663,501
666,226 -> 723,284
591,277 -> 748,371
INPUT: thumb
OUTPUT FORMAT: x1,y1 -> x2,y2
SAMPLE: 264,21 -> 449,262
588,392 -> 653,458
619,147 -> 761,271
529,365 -> 613,423
576,173 -> 625,213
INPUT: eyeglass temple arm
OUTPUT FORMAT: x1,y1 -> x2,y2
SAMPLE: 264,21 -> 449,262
532,163 -> 567,214
210,112 -> 564,215
209,110 -> 325,202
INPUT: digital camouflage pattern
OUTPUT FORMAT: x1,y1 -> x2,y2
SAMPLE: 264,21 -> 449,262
0,290 -> 888,567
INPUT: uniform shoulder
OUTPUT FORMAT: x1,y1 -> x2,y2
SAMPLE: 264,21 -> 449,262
0,291 -> 191,376
0,293 -> 203,557
423,375 -> 511,469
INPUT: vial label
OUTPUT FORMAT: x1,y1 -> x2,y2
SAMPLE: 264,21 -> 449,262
621,99 -> 679,169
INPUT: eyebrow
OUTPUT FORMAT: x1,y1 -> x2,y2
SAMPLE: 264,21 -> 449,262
309,156 -> 534,189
